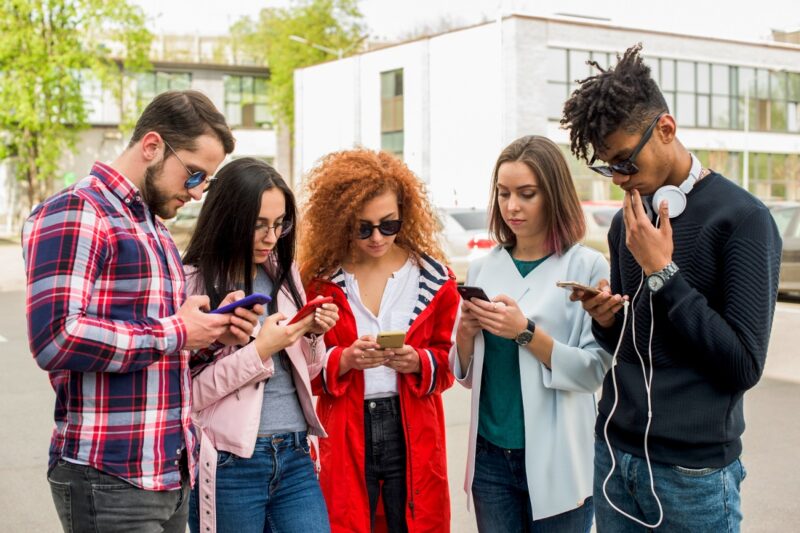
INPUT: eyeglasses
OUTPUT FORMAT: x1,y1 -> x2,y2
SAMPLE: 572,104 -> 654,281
357,219 -> 403,240
588,112 -> 665,178
163,140 -> 209,189
255,219 -> 293,239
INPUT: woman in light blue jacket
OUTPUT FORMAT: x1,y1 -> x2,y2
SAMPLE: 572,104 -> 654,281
449,135 -> 611,532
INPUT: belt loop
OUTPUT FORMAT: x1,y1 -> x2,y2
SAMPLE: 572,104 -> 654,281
294,431 -> 301,449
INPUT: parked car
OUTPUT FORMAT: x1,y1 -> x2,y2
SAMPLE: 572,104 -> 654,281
581,201 -> 620,260
768,202 -> 800,295
163,200 -> 203,251
439,207 -> 494,283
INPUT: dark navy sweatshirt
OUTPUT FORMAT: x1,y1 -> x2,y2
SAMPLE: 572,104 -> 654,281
593,172 -> 782,468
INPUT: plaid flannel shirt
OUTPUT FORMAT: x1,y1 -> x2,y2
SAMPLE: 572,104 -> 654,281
22,162 -> 194,490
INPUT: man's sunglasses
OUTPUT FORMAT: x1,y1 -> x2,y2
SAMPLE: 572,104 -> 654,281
164,140 -> 208,189
589,112 -> 665,178
357,219 -> 403,240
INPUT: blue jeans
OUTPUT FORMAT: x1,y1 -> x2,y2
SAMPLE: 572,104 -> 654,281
189,432 -> 329,533
593,439 -> 746,532
471,435 -> 594,533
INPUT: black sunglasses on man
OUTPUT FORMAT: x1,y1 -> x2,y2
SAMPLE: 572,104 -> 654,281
588,112 -> 665,178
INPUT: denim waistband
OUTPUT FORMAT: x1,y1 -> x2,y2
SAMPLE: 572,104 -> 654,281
364,395 -> 401,416
255,431 -> 307,449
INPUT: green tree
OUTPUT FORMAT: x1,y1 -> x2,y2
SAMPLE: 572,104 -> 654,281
0,0 -> 151,209
230,0 -> 366,133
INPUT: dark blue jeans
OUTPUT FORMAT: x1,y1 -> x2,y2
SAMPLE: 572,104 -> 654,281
471,435 -> 594,533
594,439 -> 745,532
47,457 -> 190,533
364,396 -> 408,533
189,432 -> 329,533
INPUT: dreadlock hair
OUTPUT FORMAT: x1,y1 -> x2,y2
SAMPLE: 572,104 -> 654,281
560,43 -> 669,163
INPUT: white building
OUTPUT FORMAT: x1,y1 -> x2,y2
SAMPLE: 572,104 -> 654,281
294,14 -> 800,208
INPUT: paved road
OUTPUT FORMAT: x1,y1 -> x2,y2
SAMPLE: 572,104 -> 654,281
2,241 -> 799,531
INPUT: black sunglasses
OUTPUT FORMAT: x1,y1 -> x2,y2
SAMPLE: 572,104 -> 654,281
357,219 -> 403,239
164,140 -> 208,189
589,112 -> 665,178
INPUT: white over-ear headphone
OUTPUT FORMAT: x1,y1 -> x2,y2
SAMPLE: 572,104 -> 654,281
650,153 -> 701,219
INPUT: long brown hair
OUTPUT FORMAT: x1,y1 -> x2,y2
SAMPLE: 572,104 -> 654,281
298,149 -> 445,285
488,136 -> 585,255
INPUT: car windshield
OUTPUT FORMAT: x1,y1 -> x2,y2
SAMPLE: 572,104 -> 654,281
592,208 -> 618,227
449,211 -> 487,231
770,207 -> 796,236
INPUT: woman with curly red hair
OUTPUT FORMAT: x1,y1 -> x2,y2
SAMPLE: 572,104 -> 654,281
299,149 -> 459,533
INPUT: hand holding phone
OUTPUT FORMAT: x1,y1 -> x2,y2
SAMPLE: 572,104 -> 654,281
211,293 -> 272,314
376,330 -> 406,350
556,281 -> 601,297
287,296 -> 334,325
457,285 -> 490,302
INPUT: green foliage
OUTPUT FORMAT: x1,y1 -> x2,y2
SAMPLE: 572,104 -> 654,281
230,0 -> 366,131
0,0 -> 151,207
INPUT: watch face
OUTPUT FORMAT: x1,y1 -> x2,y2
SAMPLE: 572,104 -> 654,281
647,275 -> 663,292
515,331 -> 533,346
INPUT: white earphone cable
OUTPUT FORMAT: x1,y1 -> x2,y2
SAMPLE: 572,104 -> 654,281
601,215 -> 664,528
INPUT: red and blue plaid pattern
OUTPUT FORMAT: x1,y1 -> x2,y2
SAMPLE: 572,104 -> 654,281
23,162 -> 195,490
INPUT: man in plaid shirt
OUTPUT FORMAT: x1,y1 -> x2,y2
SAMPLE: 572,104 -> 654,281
23,91 -> 261,532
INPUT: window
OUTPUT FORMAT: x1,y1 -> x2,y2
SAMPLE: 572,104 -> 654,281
224,75 -> 271,128
380,69 -> 404,158
136,71 -> 192,111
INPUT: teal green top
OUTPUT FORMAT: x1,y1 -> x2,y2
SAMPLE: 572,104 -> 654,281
477,251 -> 550,450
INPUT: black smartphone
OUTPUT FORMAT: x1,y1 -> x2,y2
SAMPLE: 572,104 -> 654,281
457,285 -> 490,302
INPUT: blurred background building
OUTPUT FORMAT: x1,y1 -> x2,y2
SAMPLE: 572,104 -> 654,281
294,14 -> 800,208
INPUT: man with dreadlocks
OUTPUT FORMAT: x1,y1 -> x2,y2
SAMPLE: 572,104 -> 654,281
561,43 -> 781,531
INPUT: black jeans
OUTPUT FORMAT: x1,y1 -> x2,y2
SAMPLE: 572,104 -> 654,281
364,396 -> 408,533
47,455 -> 190,533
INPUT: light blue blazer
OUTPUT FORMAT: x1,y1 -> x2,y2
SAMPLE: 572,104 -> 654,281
449,243 -> 612,520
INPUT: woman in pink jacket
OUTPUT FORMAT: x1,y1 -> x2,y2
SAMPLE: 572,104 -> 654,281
182,157 -> 339,533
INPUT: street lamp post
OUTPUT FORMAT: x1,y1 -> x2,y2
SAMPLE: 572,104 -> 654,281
289,35 -> 344,59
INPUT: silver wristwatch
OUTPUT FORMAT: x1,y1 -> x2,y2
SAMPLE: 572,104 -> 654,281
646,262 -> 679,293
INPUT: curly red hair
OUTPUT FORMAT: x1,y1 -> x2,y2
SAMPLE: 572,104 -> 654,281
299,149 -> 445,285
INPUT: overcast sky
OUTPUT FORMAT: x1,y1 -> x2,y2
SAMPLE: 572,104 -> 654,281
132,0 -> 800,44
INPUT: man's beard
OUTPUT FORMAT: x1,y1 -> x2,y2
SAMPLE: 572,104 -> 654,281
142,161 -> 175,219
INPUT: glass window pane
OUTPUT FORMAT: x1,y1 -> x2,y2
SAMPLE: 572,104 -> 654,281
661,60 -> 675,91
394,70 -> 403,96
677,93 -> 696,126
697,95 -> 710,127
663,91 -> 676,115
788,72 -> 800,101
677,61 -> 695,92
771,100 -> 787,131
569,50 -> 591,82
254,78 -> 268,102
547,83 -> 568,120
738,67 -> 755,98
711,96 -> 729,128
697,63 -> 710,94
174,74 -> 191,90
756,69 -> 769,99
225,103 -> 242,127
712,65 -> 729,95
789,102 -> 800,132
770,70 -> 786,100
546,48 -> 567,82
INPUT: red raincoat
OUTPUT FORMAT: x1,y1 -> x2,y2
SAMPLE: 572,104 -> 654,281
307,255 -> 459,532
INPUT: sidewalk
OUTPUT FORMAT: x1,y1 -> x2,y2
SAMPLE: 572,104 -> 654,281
0,238 -> 24,292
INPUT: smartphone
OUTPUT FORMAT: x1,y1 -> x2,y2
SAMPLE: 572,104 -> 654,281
287,296 -> 335,325
457,285 -> 491,302
377,331 -> 406,350
556,281 -> 601,297
211,293 -> 271,314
